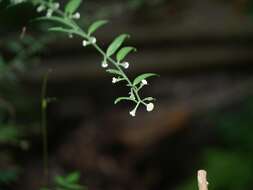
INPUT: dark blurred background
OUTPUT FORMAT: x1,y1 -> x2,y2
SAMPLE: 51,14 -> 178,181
1,0 -> 253,189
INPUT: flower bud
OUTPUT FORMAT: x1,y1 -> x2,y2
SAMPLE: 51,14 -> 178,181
112,77 -> 118,84
72,12 -> 80,19
141,79 -> 148,85
82,40 -> 88,47
146,103 -> 154,112
121,62 -> 129,69
37,5 -> 45,12
90,37 -> 96,44
101,61 -> 108,68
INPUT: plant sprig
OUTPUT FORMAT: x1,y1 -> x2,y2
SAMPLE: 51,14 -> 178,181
11,0 -> 159,117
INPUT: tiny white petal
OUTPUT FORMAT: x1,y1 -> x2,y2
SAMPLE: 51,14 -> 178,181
101,61 -> 108,68
146,103 -> 154,112
53,2 -> 60,9
46,9 -> 53,17
68,33 -> 73,38
129,109 -> 136,117
91,37 -> 96,44
123,62 -> 129,69
82,40 -> 88,47
141,79 -> 148,85
73,12 -> 80,19
37,5 -> 45,12
112,77 -> 118,84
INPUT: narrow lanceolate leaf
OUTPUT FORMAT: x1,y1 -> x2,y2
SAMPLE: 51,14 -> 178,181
65,0 -> 82,14
143,97 -> 155,102
33,16 -> 74,28
88,20 -> 108,36
116,47 -> 136,62
48,27 -> 72,33
114,97 -> 135,104
106,69 -> 123,76
65,172 -> 80,184
106,34 -> 130,57
133,73 -> 159,86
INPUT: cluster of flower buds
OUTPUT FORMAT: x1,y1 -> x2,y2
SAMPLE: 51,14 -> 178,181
82,37 -> 97,47
112,77 -> 123,84
36,2 -> 60,17
129,102 -> 154,117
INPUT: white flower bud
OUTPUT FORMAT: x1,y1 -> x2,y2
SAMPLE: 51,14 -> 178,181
53,2 -> 60,10
129,109 -> 136,117
82,40 -> 88,47
112,77 -> 118,84
141,79 -> 148,85
90,37 -> 96,44
101,61 -> 108,68
121,62 -> 129,69
68,33 -> 73,38
46,9 -> 53,17
146,103 -> 154,112
72,12 -> 80,19
37,5 -> 45,12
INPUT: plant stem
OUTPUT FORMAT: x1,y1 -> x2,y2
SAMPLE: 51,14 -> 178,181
41,69 -> 50,185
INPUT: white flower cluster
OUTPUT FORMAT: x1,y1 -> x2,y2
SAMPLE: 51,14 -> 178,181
128,79 -> 154,117
36,2 -> 60,17
82,37 -> 96,47
129,102 -> 154,117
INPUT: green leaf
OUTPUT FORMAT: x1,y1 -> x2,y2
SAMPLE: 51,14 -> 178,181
114,97 -> 135,104
65,0 -> 82,14
33,16 -> 73,28
106,69 -> 123,76
88,20 -> 108,36
106,34 -> 130,57
0,126 -> 19,143
48,27 -> 72,33
65,172 -> 80,184
133,73 -> 159,86
143,97 -> 155,102
55,176 -> 67,187
116,47 -> 136,62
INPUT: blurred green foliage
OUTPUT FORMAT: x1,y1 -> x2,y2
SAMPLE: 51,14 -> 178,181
42,171 -> 86,190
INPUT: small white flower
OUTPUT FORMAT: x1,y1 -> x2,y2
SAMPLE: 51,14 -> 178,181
101,61 -> 108,68
121,62 -> 129,69
129,109 -> 136,117
72,12 -> 80,19
82,40 -> 88,47
90,37 -> 96,44
53,2 -> 60,10
68,33 -> 73,38
146,103 -> 154,112
112,77 -> 118,84
141,79 -> 148,85
37,5 -> 45,12
46,9 -> 53,17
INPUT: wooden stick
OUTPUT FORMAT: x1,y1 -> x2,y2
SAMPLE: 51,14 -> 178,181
198,170 -> 209,190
